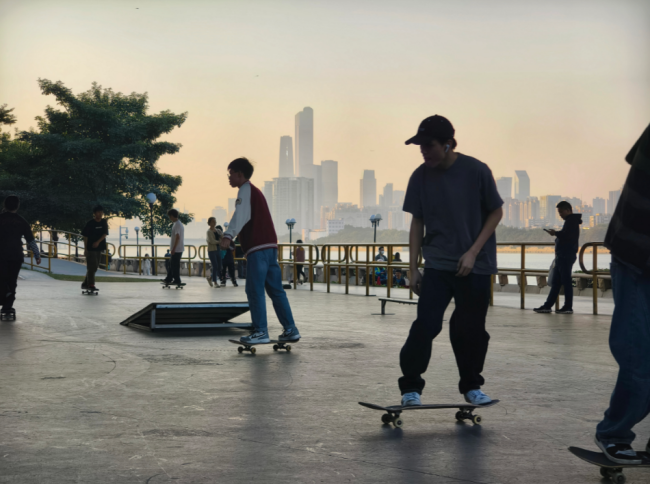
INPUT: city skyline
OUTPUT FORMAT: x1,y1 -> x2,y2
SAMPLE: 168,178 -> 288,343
2,1 -> 648,222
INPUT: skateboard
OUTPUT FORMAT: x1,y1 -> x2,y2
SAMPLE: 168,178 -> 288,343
161,282 -> 186,290
229,339 -> 299,354
358,399 -> 500,428
569,446 -> 650,483
82,288 -> 99,296
0,308 -> 16,321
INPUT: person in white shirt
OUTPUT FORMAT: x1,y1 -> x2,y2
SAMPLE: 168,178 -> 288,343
162,209 -> 184,286
142,254 -> 152,276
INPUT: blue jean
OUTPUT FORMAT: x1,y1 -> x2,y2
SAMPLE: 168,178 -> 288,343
245,248 -> 297,334
207,250 -> 222,283
596,259 -> 650,445
543,255 -> 576,309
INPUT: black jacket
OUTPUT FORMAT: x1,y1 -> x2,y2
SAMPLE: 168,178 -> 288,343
555,213 -> 582,257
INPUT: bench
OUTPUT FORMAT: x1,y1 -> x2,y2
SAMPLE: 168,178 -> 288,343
378,297 -> 418,315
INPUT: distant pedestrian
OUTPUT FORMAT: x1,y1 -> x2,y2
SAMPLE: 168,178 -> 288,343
51,230 -> 59,258
161,209 -> 184,286
164,249 -> 171,275
206,217 -> 223,288
81,205 -> 109,292
534,201 -> 582,315
220,238 -> 238,287
0,196 -> 41,319
142,253 -> 152,276
394,252 -> 402,262
221,157 -> 300,344
589,122 -> 650,464
375,246 -> 388,262
295,239 -> 306,284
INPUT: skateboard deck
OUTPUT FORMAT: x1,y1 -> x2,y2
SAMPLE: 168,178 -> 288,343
569,446 -> 650,483
229,338 -> 299,354
0,309 -> 16,321
161,282 -> 186,289
359,399 -> 500,428
82,289 -> 99,295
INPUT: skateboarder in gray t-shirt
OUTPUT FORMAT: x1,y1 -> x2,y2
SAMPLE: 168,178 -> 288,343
399,115 -> 504,407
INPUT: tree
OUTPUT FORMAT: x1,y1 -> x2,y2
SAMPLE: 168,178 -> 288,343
0,80 -> 192,236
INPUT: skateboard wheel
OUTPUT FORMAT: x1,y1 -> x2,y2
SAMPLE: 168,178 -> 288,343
613,473 -> 626,484
250,347 -> 256,354
237,347 -> 243,354
273,345 -> 278,351
286,345 -> 292,352
472,415 -> 482,425
393,418 -> 403,428
455,411 -> 464,421
381,414 -> 392,424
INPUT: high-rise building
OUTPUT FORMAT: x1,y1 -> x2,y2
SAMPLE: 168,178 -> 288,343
278,136 -> 294,178
360,170 -> 377,208
522,196 -> 540,222
496,177 -> 512,200
593,197 -> 606,215
294,107 -> 314,178
539,195 -> 562,224
393,190 -> 405,207
514,171 -> 530,201
321,160 -> 338,209
312,163 -> 323,225
381,183 -> 394,208
211,206 -> 228,225
268,177 -> 314,236
227,198 -> 237,220
565,197 -> 582,211
263,181 -> 275,212
607,190 -> 621,214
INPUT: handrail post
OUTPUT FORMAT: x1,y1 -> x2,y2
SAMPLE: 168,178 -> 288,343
345,245 -> 350,295
520,244 -> 526,309
593,244 -> 598,315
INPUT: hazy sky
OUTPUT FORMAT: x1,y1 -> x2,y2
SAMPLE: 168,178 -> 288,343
2,0 -> 648,221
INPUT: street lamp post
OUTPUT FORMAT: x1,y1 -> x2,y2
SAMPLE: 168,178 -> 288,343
134,227 -> 140,273
119,226 -> 129,247
286,218 -> 296,259
370,214 -> 382,243
146,193 -> 157,276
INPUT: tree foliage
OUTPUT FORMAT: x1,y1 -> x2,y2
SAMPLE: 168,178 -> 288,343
0,80 -> 192,236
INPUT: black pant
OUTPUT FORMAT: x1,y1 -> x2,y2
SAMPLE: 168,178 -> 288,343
399,269 -> 491,395
164,252 -> 183,284
0,259 -> 23,310
297,264 -> 305,280
543,254 -> 576,310
221,251 -> 236,283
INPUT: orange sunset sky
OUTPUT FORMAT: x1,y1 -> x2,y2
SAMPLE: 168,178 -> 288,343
1,0 -> 649,221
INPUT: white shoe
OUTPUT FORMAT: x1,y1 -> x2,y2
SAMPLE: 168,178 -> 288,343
240,331 -> 270,344
401,392 -> 421,406
464,389 -> 492,405
206,277 -> 213,287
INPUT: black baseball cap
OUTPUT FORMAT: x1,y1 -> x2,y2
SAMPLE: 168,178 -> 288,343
405,115 -> 455,145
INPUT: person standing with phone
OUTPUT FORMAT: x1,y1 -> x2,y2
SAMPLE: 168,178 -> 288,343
398,115 -> 503,407
534,201 -> 582,314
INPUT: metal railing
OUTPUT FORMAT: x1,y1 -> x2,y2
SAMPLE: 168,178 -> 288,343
277,243 -> 319,291
118,244 -> 198,276
578,242 -> 610,315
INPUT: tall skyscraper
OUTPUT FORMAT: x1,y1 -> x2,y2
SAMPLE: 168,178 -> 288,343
496,177 -> 512,200
268,177 -> 314,235
321,160 -> 338,209
278,136 -> 294,177
312,163 -> 323,225
393,190 -> 405,207
607,190 -> 621,214
211,206 -> 228,225
294,107 -> 314,178
593,197 -> 606,214
360,170 -> 377,208
539,195 -> 562,223
514,171 -> 530,201
381,183 -> 394,207
263,181 -> 275,212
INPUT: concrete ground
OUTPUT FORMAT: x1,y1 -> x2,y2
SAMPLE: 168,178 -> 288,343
1,270 -> 645,484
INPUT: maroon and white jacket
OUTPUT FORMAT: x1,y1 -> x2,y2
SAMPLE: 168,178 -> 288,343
224,181 -> 278,257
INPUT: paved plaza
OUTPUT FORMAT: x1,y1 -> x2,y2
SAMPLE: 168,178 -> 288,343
1,269 -> 645,484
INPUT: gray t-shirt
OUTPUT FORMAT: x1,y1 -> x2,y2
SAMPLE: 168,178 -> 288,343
403,154 -> 503,275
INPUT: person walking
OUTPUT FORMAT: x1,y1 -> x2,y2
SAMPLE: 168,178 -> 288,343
206,217 -> 223,287
295,239 -> 306,284
142,254 -> 152,276
221,157 -> 300,344
81,205 -> 109,292
590,122 -> 650,464
0,196 -> 41,319
220,237 -> 238,287
398,115 -> 503,407
534,201 -> 582,314
161,209 -> 184,287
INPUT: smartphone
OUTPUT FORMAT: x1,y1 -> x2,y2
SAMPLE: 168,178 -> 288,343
543,229 -> 552,234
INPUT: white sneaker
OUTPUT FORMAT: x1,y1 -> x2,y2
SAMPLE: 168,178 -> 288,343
206,277 -> 213,287
464,389 -> 492,405
401,392 -> 421,407
240,331 -> 270,344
